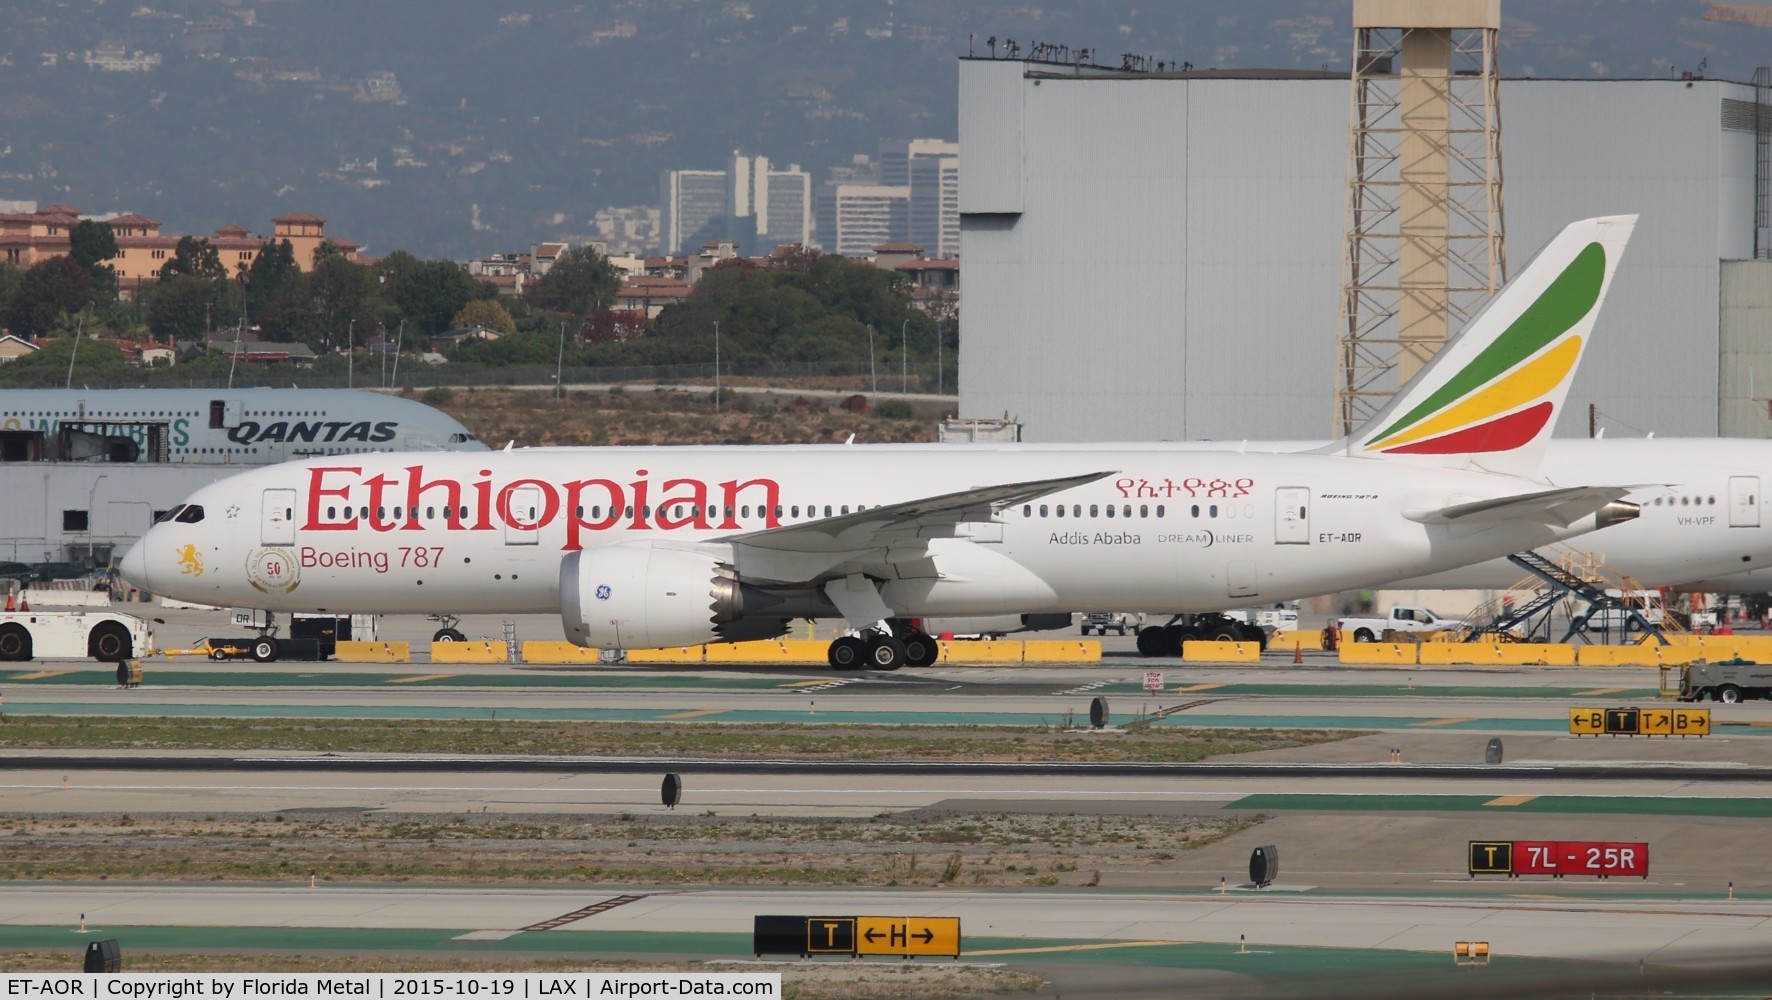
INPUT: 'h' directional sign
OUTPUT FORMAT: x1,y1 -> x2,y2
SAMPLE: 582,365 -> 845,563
856,917 -> 962,957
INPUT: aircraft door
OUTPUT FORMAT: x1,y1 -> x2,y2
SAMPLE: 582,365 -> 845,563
504,486 -> 542,545
261,488 -> 296,546
1275,487 -> 1310,544
1730,476 -> 1761,528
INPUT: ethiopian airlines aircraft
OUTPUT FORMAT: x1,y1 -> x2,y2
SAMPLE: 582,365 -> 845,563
121,216 -> 1641,668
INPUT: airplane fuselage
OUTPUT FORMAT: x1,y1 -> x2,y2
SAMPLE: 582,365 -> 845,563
125,445 -> 1617,621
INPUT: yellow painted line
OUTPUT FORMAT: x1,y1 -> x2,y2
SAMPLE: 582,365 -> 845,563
1170,683 -> 1227,693
1410,717 -> 1476,728
964,941 -> 1182,957
9,670 -> 75,680
386,673 -> 456,684
662,709 -> 727,720
1574,688 -> 1628,696
1484,795 -> 1537,807
778,680 -> 830,688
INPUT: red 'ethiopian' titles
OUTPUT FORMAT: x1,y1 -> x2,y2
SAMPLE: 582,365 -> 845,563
300,466 -> 782,550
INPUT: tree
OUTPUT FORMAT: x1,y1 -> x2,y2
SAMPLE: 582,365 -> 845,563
68,220 -> 119,302
0,332 -> 128,387
309,255 -> 382,353
159,237 -> 227,282
523,246 -> 618,317
455,328 -> 568,366
451,298 -> 517,336
145,274 -> 243,344
383,256 -> 483,337
5,256 -> 93,338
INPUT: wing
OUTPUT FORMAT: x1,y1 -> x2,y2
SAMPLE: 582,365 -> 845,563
723,470 -> 1115,552
718,470 -> 1114,586
1408,485 -> 1636,528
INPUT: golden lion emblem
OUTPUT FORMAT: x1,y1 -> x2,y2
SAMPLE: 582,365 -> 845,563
176,544 -> 204,577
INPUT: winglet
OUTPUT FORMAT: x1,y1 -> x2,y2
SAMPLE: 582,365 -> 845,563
1344,215 -> 1637,478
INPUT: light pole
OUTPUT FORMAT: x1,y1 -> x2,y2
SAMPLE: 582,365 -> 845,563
556,321 -> 566,401
713,320 -> 721,412
390,319 -> 405,386
901,318 -> 909,394
346,319 -> 355,389
866,324 -> 876,399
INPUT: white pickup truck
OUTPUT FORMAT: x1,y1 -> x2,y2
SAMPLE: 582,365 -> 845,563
1337,606 -> 1462,643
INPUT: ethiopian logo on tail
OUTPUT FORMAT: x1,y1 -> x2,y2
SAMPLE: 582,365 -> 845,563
1361,242 -> 1606,456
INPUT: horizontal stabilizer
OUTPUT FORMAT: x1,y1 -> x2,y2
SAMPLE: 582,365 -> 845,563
1409,485 -> 1637,529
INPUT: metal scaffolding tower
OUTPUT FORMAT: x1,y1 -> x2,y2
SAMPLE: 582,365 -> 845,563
1336,0 -> 1506,435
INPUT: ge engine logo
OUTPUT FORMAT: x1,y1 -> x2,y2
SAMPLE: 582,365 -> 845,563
595,584 -> 612,601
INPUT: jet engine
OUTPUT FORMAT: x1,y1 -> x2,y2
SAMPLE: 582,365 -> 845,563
559,544 -> 785,649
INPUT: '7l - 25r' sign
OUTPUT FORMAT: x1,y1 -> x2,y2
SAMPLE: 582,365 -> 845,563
1469,840 -> 1648,879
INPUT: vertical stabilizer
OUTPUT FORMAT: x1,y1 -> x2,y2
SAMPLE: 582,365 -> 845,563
1344,214 -> 1637,479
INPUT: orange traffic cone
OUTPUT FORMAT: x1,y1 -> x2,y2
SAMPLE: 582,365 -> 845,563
1293,643 -> 1302,664
17,596 -> 27,612
3,591 -> 12,612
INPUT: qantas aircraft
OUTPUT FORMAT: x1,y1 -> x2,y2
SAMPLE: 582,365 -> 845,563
120,216 -> 1642,668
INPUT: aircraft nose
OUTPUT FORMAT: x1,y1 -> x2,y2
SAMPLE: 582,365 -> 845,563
118,536 -> 151,593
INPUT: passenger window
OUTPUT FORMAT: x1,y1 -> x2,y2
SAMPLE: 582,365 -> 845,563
1210,504 -> 1219,517
1140,505 -> 1148,518
1105,505 -> 1114,518
1191,505 -> 1200,517
175,505 -> 205,524
1156,505 -> 1165,517
742,505 -> 751,518
824,506 -> 833,517
1040,504 -> 1048,517
841,505 -> 850,515
1023,505 -> 1031,517
1056,505 -> 1065,518
792,505 -> 801,518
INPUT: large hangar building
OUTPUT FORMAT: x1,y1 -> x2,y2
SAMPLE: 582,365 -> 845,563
957,57 -> 1772,442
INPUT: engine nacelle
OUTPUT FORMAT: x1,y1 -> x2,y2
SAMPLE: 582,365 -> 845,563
561,544 -> 776,649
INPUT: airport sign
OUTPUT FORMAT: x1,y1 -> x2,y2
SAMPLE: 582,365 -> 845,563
1469,840 -> 1648,878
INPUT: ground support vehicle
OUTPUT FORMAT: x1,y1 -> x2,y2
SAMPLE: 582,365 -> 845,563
1135,612 -> 1267,656
0,610 -> 154,662
1081,613 -> 1140,636
1679,661 -> 1772,703
165,635 -> 332,663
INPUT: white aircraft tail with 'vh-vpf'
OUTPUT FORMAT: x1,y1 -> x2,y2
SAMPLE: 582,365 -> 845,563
119,216 -> 1639,669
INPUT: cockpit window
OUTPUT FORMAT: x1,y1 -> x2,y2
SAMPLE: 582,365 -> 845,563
154,505 -> 186,524
174,505 -> 206,524
449,432 -> 479,443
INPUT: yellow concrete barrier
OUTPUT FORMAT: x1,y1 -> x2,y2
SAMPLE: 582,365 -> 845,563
429,641 -> 506,663
334,641 -> 411,663
625,646 -> 705,664
939,640 -> 1024,664
1272,631 -> 1325,651
1493,643 -> 1577,666
1578,643 -> 1704,666
1022,640 -> 1103,663
1182,640 -> 1261,663
1337,642 -> 1417,666
521,641 -> 603,664
705,640 -> 820,663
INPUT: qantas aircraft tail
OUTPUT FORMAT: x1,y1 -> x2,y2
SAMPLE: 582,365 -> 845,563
1339,214 -> 1637,480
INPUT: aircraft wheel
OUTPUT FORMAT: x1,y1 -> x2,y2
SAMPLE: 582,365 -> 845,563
1163,626 -> 1193,655
0,623 -> 31,662
433,628 -> 466,642
902,632 -> 940,668
866,634 -> 907,671
1135,627 -> 1168,657
251,636 -> 281,663
1202,625 -> 1241,643
828,635 -> 867,670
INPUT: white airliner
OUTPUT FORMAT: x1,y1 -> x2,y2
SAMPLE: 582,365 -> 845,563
0,387 -> 486,463
120,216 -> 1642,668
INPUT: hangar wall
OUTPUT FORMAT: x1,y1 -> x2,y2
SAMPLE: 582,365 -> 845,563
958,59 -> 1761,443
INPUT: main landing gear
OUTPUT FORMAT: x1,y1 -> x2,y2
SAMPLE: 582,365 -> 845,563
826,626 -> 940,671
1135,614 -> 1267,657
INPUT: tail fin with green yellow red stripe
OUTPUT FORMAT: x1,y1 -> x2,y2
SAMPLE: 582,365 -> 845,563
1345,214 -> 1637,479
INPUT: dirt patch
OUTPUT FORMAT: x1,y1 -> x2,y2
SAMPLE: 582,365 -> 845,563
409,386 -> 944,447
0,811 -> 1262,889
